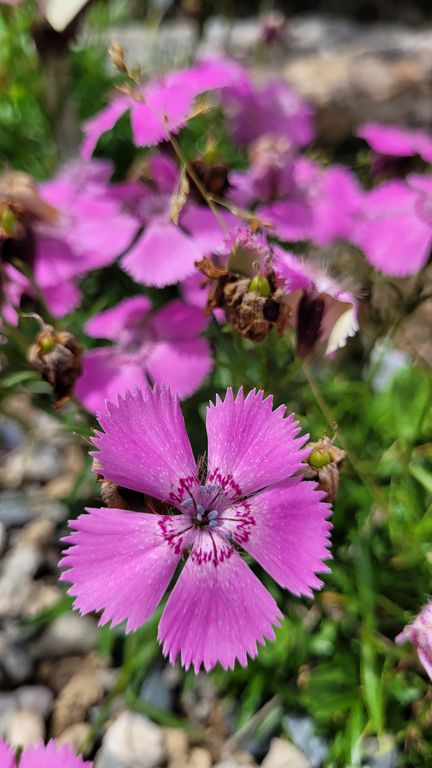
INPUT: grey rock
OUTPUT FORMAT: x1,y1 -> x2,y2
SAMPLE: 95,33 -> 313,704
283,715 -> 328,768
140,668 -> 173,712
16,686 -> 53,719
31,613 -> 98,659
0,493 -> 33,529
5,708 -> 45,748
95,711 -> 165,768
261,738 -> 311,768
0,693 -> 19,734
0,417 -> 25,453
1,642 -> 33,685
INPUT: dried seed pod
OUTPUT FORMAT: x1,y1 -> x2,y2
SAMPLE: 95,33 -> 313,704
188,157 -> 230,203
28,323 -> 82,409
303,435 -> 345,503
197,257 -> 292,342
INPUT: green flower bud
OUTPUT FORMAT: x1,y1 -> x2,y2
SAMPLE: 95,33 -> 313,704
249,274 -> 271,298
308,447 -> 332,469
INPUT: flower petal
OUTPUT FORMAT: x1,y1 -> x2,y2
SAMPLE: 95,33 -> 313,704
150,299 -> 209,339
146,339 -> 213,399
75,348 -> 148,417
231,478 -> 332,598
60,508 -> 188,632
85,296 -> 153,340
81,95 -> 131,159
20,738 -> 91,768
0,739 -> 14,768
121,222 -> 200,287
206,388 -> 309,497
158,530 -> 282,672
92,386 -> 197,503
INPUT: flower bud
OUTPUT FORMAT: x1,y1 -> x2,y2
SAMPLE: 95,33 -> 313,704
303,435 -> 345,503
249,274 -> 271,298
28,322 -> 82,409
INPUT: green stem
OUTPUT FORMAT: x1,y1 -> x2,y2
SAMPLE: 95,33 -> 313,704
169,135 -> 227,232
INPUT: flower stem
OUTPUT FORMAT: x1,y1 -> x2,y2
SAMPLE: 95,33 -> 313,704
169,134 -> 227,232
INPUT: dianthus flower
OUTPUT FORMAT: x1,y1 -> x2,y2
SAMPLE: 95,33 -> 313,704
258,158 -> 363,247
61,385 -> 332,672
75,296 -> 212,413
115,153 -> 238,288
273,248 -> 358,356
81,58 -> 241,158
229,134 -> 295,207
352,178 -> 432,277
0,737 -> 91,767
0,161 -> 137,319
221,70 -> 314,149
358,122 -> 432,163
396,602 -> 432,680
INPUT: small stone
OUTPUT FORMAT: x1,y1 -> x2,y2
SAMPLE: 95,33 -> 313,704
24,583 -> 62,619
0,521 -> 6,555
214,757 -> 257,768
5,708 -> 45,748
189,747 -> 212,768
0,692 -> 18,732
18,518 -> 55,547
0,642 -> 33,685
95,711 -> 165,768
52,659 -> 104,736
0,417 -> 25,453
262,738 -> 311,768
163,727 -> 189,762
140,668 -> 173,711
283,715 -> 328,768
16,685 -> 53,719
31,613 -> 98,659
58,722 -> 91,753
0,493 -> 33,528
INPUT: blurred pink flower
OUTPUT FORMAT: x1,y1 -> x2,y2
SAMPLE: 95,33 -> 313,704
230,133 -> 295,207
258,159 -> 363,247
352,178 -> 432,277
396,602 -> 432,680
76,296 -> 212,413
81,58 -> 242,158
222,70 -> 314,149
61,385 -> 332,672
273,248 -> 358,356
117,153 -> 238,288
2,160 -> 138,320
0,737 -> 91,767
358,122 -> 432,163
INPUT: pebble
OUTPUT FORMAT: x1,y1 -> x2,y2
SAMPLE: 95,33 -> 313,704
261,738 -> 311,768
58,722 -> 91,753
283,716 -> 328,768
16,685 -> 53,719
140,668 -> 173,712
95,711 -> 165,768
214,757 -> 257,768
31,613 -> 99,659
5,708 -> 45,749
163,727 -> 189,762
0,493 -> 33,529
189,747 -> 213,768
0,641 -> 33,685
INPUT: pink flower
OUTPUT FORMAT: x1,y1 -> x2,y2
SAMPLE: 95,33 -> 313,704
258,159 -> 363,247
358,122 -> 432,163
229,134 -> 295,207
117,154 -> 238,288
2,161 -> 137,319
352,179 -> 432,277
81,58 -> 242,158
273,248 -> 358,356
61,385 -> 332,672
396,602 -> 432,680
0,737 -> 91,767
75,297 -> 213,413
222,71 -> 314,149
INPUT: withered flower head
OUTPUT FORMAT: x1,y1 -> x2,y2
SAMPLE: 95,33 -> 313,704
303,434 -> 345,503
27,318 -> 82,409
196,227 -> 292,342
0,171 -> 59,268
188,139 -> 230,203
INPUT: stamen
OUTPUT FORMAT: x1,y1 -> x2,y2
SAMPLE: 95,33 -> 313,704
207,510 -> 218,521
180,498 -> 193,508
196,504 -> 205,521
